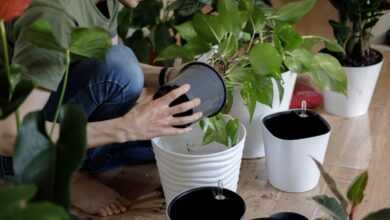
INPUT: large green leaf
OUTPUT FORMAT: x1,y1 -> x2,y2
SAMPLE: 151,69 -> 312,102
250,43 -> 282,76
302,36 -> 345,53
253,75 -> 273,107
312,158 -> 349,210
157,45 -> 195,62
22,19 -> 65,52
54,105 -> 87,211
13,112 -> 56,201
0,78 -> 34,119
217,0 -> 241,34
14,202 -> 69,220
226,118 -> 240,147
193,13 -> 225,43
313,195 -> 348,220
70,27 -> 112,60
363,209 -> 390,220
199,114 -> 240,147
275,24 -> 303,51
152,24 -> 176,55
347,171 -> 368,206
273,0 -> 317,23
284,48 -> 314,73
312,53 -> 347,94
175,21 -> 198,41
0,185 -> 36,219
240,82 -> 257,122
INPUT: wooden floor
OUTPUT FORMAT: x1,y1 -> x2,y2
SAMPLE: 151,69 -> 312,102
79,1 -> 390,219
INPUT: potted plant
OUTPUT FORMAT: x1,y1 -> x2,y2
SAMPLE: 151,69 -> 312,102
158,0 -> 347,159
312,159 -> 390,220
323,0 -> 387,118
117,0 -> 213,65
0,0 -> 112,219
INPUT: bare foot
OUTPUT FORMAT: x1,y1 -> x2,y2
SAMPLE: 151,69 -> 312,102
71,172 -> 131,217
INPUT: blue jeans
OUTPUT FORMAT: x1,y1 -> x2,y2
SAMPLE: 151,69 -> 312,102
0,45 -> 155,178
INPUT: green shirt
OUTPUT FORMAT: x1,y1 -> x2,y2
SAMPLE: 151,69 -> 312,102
10,0 -> 121,91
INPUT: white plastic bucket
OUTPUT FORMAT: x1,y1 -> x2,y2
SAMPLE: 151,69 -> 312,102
324,57 -> 384,118
262,110 -> 331,192
152,122 -> 246,203
229,71 -> 297,158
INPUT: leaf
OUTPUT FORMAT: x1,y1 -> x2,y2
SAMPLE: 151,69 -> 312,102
313,195 -> 348,220
193,13 -> 225,43
303,36 -> 345,53
70,27 -> 112,60
222,85 -> 234,114
241,82 -> 257,122
226,118 -> 240,147
124,29 -> 153,63
152,24 -> 176,55
54,105 -> 87,211
284,48 -> 314,73
15,202 -> 69,220
217,0 -> 241,34
13,111 -> 56,201
329,20 -> 350,46
312,53 -> 347,94
347,171 -> 368,206
157,44 -> 195,62
249,7 -> 266,33
175,21 -> 198,41
253,75 -> 273,107
0,185 -> 36,219
363,209 -> 390,220
273,0 -> 317,23
250,43 -> 282,76
0,78 -> 34,119
275,24 -> 303,51
23,19 -> 65,52
312,158 -> 349,210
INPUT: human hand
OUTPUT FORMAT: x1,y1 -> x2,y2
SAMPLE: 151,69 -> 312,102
122,84 -> 202,141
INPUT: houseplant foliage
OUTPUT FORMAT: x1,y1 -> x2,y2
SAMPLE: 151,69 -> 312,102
312,158 -> 390,220
328,0 -> 386,66
118,0 -> 212,64
0,1 -> 112,219
158,0 -> 347,146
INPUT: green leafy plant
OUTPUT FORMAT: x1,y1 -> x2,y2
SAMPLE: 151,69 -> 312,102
328,0 -> 387,66
0,2 -> 112,219
118,0 -> 212,64
158,0 -> 347,146
312,158 -> 390,220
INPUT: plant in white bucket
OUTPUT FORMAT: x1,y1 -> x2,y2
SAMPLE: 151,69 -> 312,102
324,0 -> 387,117
158,0 -> 347,159
152,115 -> 246,203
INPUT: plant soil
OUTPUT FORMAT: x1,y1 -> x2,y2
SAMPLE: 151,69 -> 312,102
321,48 -> 383,67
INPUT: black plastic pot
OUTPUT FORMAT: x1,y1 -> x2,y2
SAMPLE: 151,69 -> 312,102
154,62 -> 226,127
167,187 -> 246,220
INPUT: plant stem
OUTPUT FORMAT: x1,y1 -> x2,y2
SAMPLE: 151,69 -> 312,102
246,33 -> 256,53
0,20 -> 12,101
349,204 -> 356,220
50,49 -> 70,137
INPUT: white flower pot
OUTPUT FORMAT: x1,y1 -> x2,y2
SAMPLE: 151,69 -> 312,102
262,110 -> 331,192
152,122 -> 246,204
229,71 -> 297,159
324,57 -> 384,118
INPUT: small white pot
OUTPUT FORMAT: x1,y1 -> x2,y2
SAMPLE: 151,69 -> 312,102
229,71 -> 297,159
262,110 -> 331,192
152,121 -> 246,204
324,56 -> 384,118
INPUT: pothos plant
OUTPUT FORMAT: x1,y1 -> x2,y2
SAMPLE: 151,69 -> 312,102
328,0 -> 387,66
0,0 -> 112,219
312,158 -> 390,220
158,0 -> 348,147
118,0 -> 213,65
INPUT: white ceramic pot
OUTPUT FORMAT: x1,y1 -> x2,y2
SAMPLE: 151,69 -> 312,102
152,121 -> 246,204
262,110 -> 331,192
229,71 -> 297,159
324,57 -> 384,118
